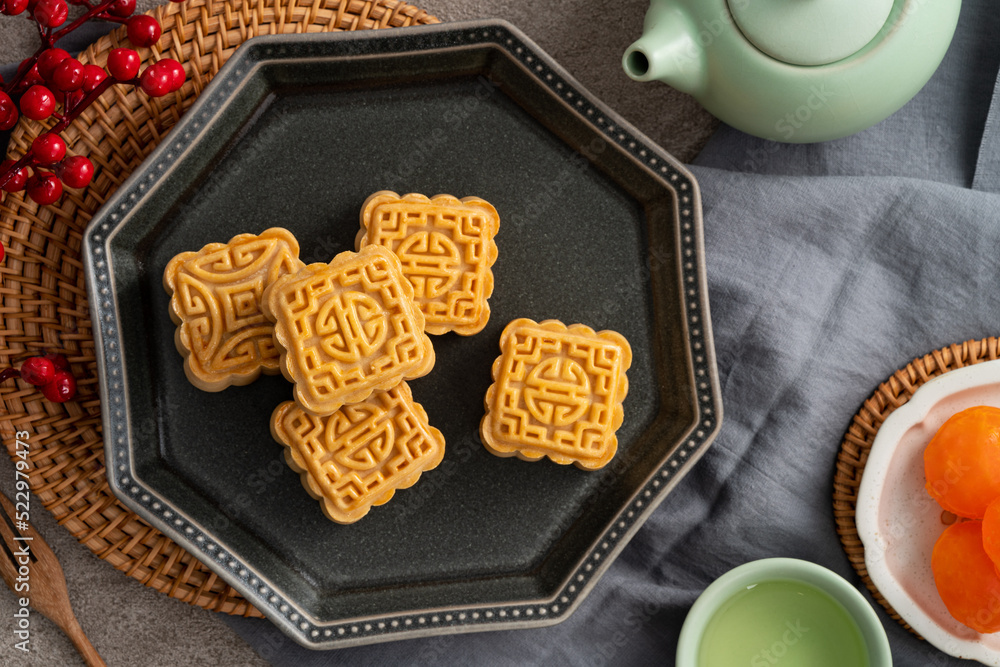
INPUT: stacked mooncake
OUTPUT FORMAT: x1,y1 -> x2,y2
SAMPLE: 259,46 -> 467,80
163,190 -> 631,524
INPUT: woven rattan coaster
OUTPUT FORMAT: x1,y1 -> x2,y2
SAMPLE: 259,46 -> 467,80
834,336 -> 1000,636
0,0 -> 436,617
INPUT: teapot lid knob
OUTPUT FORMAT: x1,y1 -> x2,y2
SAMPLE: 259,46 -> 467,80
728,0 -> 895,66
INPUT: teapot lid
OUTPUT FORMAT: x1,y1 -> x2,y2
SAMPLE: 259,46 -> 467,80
727,0 -> 895,66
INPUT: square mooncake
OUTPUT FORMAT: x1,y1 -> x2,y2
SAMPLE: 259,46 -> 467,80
163,228 -> 303,392
270,382 -> 445,524
262,245 -> 435,416
356,191 -> 499,336
480,318 -> 631,470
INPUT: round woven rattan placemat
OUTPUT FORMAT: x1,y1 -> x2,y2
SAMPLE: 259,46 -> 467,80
834,336 -> 1000,636
0,0 -> 437,617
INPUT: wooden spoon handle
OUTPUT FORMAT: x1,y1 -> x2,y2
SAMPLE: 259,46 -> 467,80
60,613 -> 106,667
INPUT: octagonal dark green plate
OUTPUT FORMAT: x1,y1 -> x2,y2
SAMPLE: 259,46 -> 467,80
83,20 -> 721,649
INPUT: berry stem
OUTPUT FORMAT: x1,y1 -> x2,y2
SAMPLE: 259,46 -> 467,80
0,0 -> 128,100
49,77 -> 118,134
0,0 -> 176,205
6,54 -> 39,95
2,0 -> 118,95
53,0 -> 118,42
96,14 -> 128,23
0,154 -> 37,192
63,89 -> 83,115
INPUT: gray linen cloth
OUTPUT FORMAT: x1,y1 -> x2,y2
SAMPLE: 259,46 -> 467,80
219,1 -> 1000,664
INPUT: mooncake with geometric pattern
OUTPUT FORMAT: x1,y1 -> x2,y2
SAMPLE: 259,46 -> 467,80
163,228 -> 304,392
356,191 -> 500,336
262,245 -> 435,416
270,382 -> 445,524
480,318 -> 631,470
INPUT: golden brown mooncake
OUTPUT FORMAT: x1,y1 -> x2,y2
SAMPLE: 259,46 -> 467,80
480,318 -> 631,470
270,382 -> 445,524
356,191 -> 500,336
262,245 -> 435,416
163,228 -> 304,392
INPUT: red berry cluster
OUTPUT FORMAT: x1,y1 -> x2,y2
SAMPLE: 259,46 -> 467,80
0,132 -> 93,204
0,353 -> 77,402
0,0 -> 186,207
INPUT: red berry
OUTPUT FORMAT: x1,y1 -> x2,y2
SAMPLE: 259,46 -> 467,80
58,156 -> 94,188
159,58 -> 185,92
19,61 -> 44,88
41,369 -> 76,402
19,85 -> 55,121
1,160 -> 28,192
33,0 -> 67,27
19,356 -> 55,386
126,15 -> 161,48
51,58 -> 84,92
44,353 -> 69,370
32,133 -> 66,164
0,92 -> 18,131
26,172 -> 62,205
107,48 -> 140,81
106,0 -> 134,16
36,48 -> 70,82
139,62 -> 172,97
81,64 -> 108,93
1,0 -> 28,14
0,242 -> 4,263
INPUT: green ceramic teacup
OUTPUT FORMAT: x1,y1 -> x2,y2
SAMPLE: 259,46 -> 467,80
676,558 -> 892,667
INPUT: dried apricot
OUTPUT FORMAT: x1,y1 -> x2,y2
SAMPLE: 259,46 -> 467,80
983,497 -> 1000,570
924,406 -> 1000,519
932,520 -> 1000,633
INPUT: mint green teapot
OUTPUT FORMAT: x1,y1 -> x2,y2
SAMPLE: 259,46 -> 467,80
623,0 -> 961,142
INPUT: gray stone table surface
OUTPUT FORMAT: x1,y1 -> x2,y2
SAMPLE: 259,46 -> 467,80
0,1 -> 716,665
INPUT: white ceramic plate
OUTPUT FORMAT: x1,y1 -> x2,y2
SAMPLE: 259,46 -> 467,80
857,358 -> 1000,665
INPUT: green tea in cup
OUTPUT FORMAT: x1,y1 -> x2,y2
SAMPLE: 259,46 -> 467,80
676,558 -> 891,667
698,579 -> 869,666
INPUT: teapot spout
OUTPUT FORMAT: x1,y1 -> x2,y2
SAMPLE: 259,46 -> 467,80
622,7 -> 706,96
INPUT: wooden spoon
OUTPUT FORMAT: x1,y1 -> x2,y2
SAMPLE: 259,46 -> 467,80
0,491 -> 105,666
